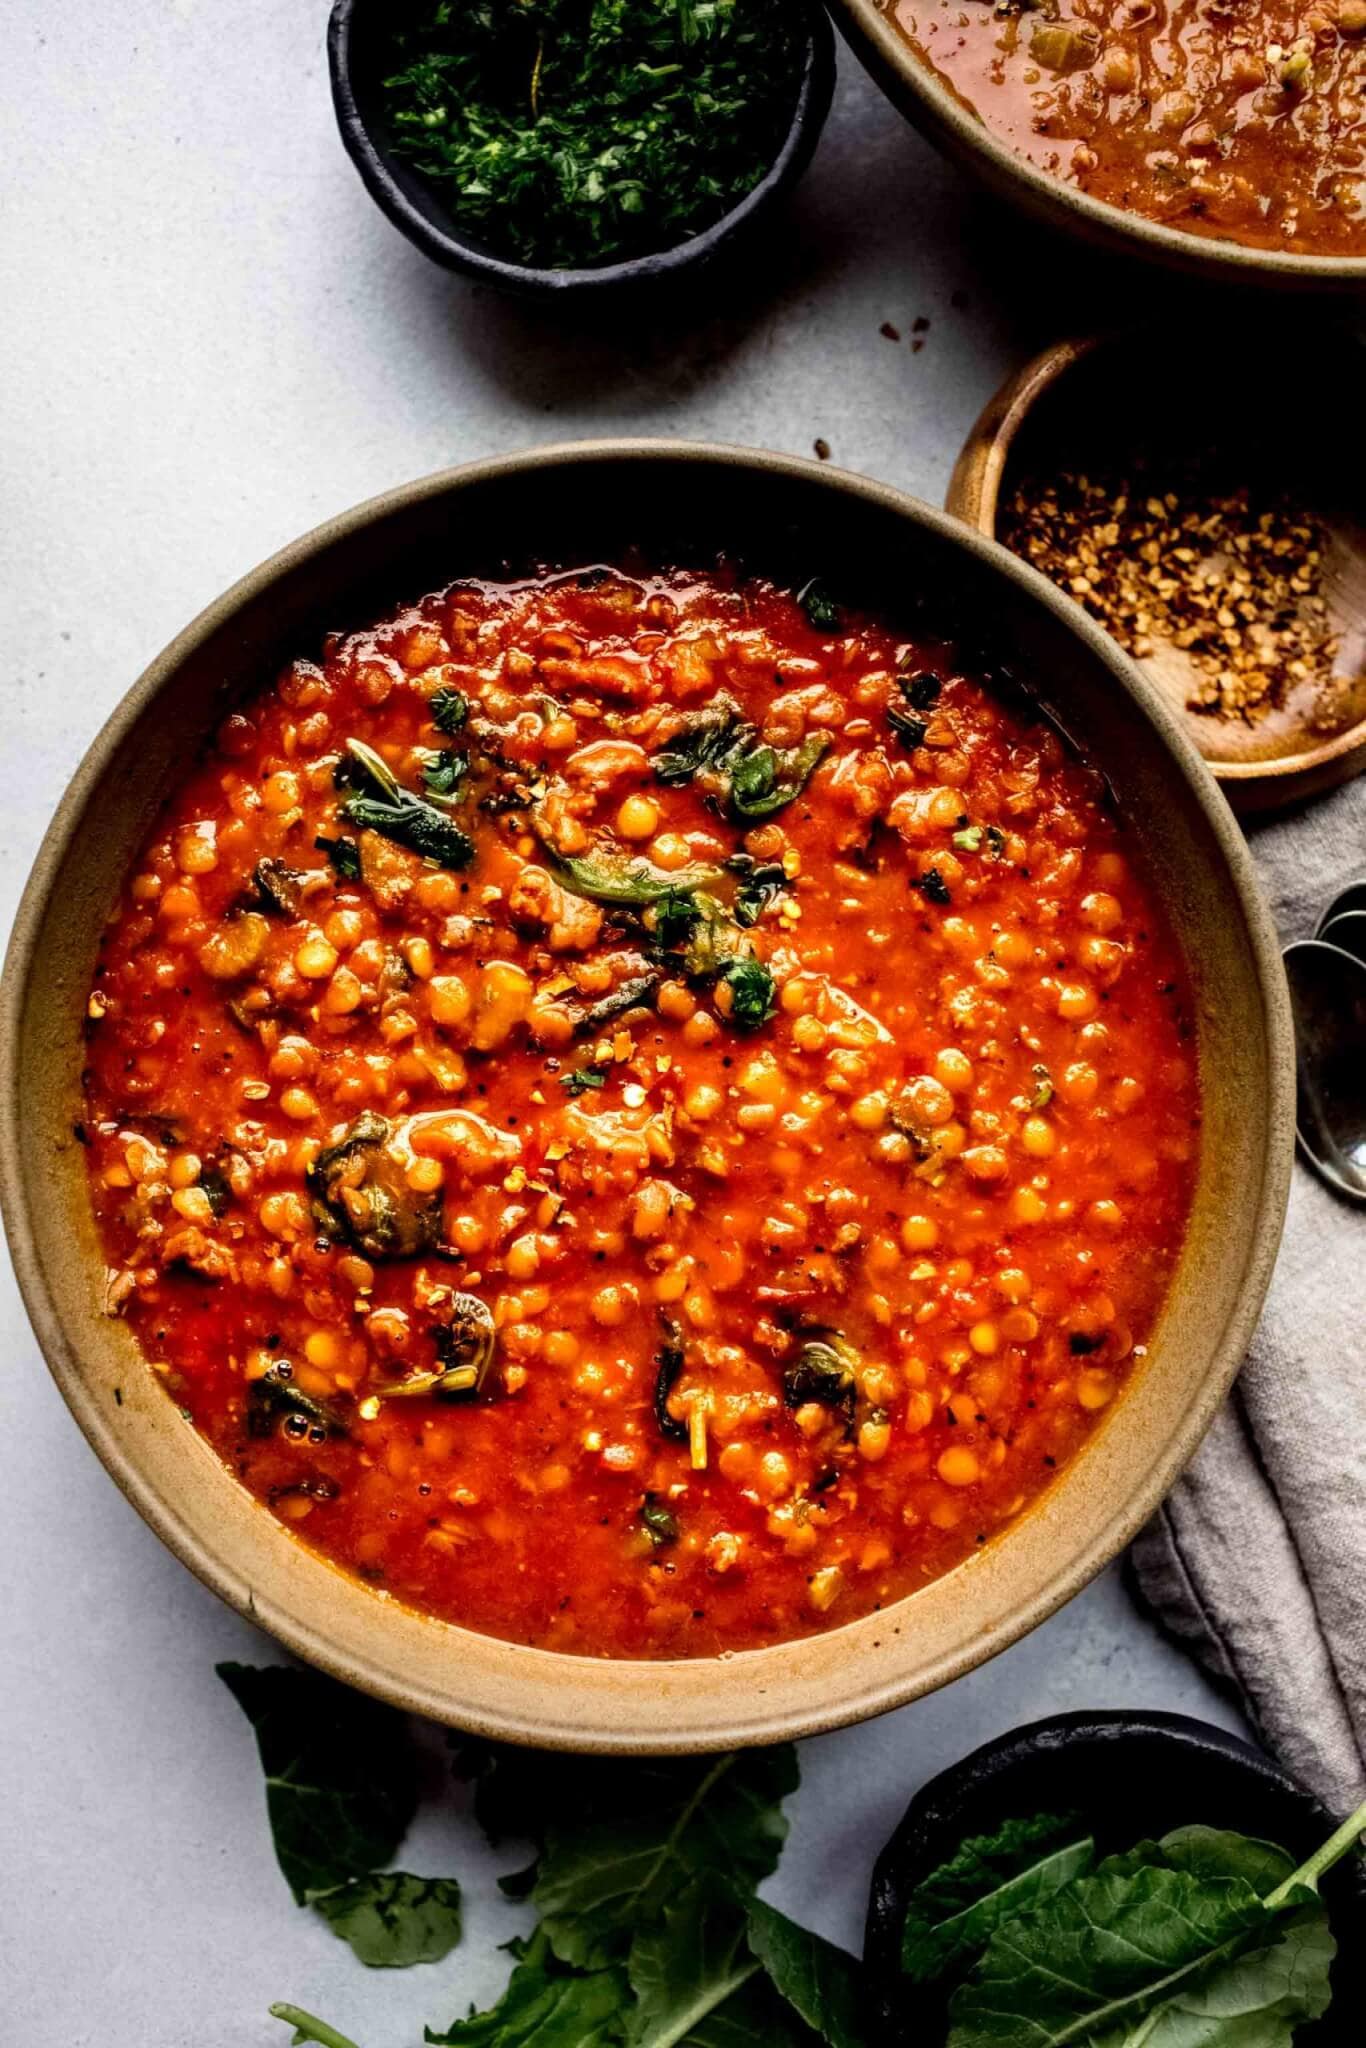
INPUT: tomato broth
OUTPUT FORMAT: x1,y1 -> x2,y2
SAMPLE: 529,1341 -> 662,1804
82,566 -> 1199,1657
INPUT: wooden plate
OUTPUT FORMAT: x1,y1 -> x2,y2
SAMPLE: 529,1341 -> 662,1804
947,331 -> 1366,814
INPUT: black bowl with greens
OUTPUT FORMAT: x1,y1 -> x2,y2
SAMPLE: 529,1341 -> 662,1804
863,1712 -> 1366,2046
327,0 -> 835,296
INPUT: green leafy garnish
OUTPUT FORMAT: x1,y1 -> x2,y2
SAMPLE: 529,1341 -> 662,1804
745,1895 -> 867,2048
561,1064 -> 609,1096
426,1929 -> 627,2047
316,832 -> 362,881
952,825 -> 983,853
652,697 -> 746,787
530,1748 -> 797,1970
382,0 -> 804,274
639,1494 -> 680,1549
798,579 -> 842,631
338,738 -> 474,870
1030,1063 -> 1053,1109
430,686 -> 469,735
903,670 -> 941,710
555,850 -> 722,906
718,956 -> 776,1030
727,732 -> 830,821
420,747 -> 469,803
315,1873 -> 464,1968
218,1663 -> 419,1905
252,857 -> 312,917
782,1330 -> 858,1412
900,1813 -> 1092,1988
729,857 -> 788,927
650,888 -> 706,951
944,1811 -> 1366,2048
649,697 -> 829,822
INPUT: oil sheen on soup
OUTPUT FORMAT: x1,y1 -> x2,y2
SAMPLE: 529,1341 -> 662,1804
83,566 -> 1200,1657
887,0 -> 1366,256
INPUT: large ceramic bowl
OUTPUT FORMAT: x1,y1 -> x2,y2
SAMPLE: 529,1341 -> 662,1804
830,0 -> 1366,292
0,444 -> 1293,1752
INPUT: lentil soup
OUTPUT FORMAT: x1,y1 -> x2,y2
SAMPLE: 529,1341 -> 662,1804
82,566 -> 1198,1658
886,0 -> 1366,257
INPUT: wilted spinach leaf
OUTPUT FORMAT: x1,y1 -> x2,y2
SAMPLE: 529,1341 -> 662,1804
556,850 -> 721,906
218,1663 -> 418,1904
339,738 -> 474,870
797,580 -> 842,632
316,833 -> 362,881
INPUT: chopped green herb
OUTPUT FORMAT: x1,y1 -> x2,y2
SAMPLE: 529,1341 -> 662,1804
649,887 -> 705,951
372,1299 -> 498,1404
952,825 -> 983,853
339,739 -> 474,871
719,956 -> 776,1029
429,686 -> 469,735
381,0 -> 805,272
912,867 -> 952,906
315,833 -> 362,881
797,578 -> 842,631
985,825 -> 1007,858
419,747 -> 468,803
561,1064 -> 608,1096
1030,1063 -> 1053,1109
639,1495 -> 680,1549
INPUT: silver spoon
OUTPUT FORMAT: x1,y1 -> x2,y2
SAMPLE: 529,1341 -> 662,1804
1316,877 -> 1366,933
1283,938 -> 1366,1205
1316,911 -> 1366,968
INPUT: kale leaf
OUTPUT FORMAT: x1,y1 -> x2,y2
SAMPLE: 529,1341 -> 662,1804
900,1814 -> 1093,1988
314,1872 -> 463,1968
218,1663 -> 418,1904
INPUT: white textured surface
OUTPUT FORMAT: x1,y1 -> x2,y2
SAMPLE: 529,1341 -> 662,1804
1,5 -> 1243,2044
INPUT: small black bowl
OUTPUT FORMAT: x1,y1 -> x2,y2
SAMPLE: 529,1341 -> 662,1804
327,0 -> 836,299
864,1712 -> 1365,2046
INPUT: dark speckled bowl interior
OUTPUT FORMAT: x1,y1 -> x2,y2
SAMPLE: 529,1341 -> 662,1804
0,443 -> 1292,1751
327,0 -> 835,298
864,1712 -> 1366,2044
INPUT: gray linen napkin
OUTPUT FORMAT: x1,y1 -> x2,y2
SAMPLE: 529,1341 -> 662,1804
1130,774 -> 1366,1817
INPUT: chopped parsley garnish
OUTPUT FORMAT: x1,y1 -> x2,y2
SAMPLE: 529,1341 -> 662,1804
315,833 -> 362,880
381,0 -> 805,272
729,857 -> 788,927
797,577 -> 842,631
419,747 -> 468,802
560,1064 -> 608,1096
719,956 -> 776,1029
953,825 -> 983,853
